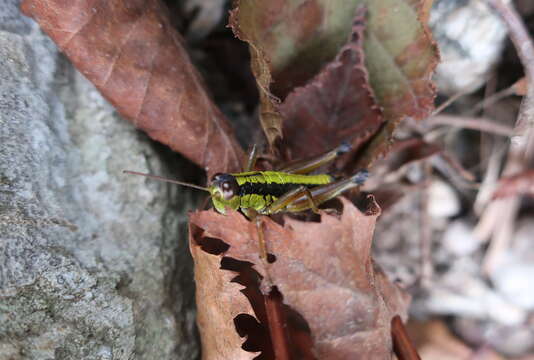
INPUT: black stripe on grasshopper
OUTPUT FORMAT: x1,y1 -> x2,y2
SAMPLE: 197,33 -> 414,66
238,181 -> 303,198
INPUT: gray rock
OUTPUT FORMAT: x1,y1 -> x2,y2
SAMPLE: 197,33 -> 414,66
1,1 -> 200,358
442,220 -> 482,256
491,221 -> 534,310
430,0 -> 509,95
183,0 -> 227,41
492,261 -> 534,311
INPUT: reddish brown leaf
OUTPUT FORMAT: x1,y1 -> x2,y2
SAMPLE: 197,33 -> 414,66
229,5 -> 284,149
190,225 -> 316,359
228,1 -> 381,150
230,0 -> 438,165
21,0 -> 243,175
493,170 -> 534,199
189,225 -> 259,360
363,0 -> 438,122
355,0 -> 439,167
280,8 -> 384,162
391,316 -> 421,360
190,197 -> 410,359
229,1 -> 377,100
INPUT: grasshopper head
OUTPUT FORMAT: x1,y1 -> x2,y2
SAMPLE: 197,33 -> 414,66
209,173 -> 240,214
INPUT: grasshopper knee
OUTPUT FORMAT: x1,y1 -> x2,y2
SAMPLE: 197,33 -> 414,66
351,169 -> 369,185
336,141 -> 352,155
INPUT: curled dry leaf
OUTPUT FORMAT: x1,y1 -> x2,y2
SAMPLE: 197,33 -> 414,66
229,3 -> 283,148
280,7 -> 384,163
190,197 -> 410,359
21,0 -> 243,175
363,0 -> 438,122
230,0 -> 438,164
493,169 -> 534,199
391,316 -> 421,360
189,225 -> 259,360
230,1 -> 374,99
354,0 -> 439,167
229,0 -> 379,149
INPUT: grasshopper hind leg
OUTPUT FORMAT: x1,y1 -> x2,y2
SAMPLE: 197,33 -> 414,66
262,168 -> 369,215
284,169 -> 369,213
245,140 -> 351,174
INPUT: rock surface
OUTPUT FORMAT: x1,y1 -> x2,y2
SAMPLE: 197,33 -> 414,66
430,0 -> 509,95
0,1 -> 200,358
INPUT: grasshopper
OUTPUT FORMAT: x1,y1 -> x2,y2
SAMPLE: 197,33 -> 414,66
125,142 -> 368,259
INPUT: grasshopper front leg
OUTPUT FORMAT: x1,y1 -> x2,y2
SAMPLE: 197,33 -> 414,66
242,208 -> 270,261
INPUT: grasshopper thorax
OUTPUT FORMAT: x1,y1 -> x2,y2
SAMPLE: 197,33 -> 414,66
209,173 -> 240,214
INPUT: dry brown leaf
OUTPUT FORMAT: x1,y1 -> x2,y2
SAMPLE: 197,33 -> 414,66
21,0 -> 243,175
190,224 -> 259,360
190,197 -> 410,359
230,0 -> 438,163
229,5 -> 284,149
356,0 -> 439,167
280,8 -> 384,163
391,315 -> 421,360
363,0 -> 438,122
190,225 -> 315,360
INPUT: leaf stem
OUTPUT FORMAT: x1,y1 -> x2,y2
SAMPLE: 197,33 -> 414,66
391,315 -> 421,360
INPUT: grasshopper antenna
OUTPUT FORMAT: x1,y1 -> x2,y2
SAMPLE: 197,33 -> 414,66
123,170 -> 210,192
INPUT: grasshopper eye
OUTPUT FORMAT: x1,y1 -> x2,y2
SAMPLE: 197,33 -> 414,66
220,180 -> 238,200
211,173 -> 239,200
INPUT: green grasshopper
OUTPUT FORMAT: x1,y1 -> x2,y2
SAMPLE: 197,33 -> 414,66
125,142 -> 368,259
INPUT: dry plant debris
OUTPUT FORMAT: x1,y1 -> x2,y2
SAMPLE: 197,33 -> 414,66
190,197 -> 410,359
21,0 -> 243,176
20,0 -> 445,358
280,9 -> 384,164
230,0 -> 437,159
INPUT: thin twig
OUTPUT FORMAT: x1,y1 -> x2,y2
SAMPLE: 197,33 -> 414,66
474,147 -> 504,214
419,161 -> 433,288
466,82 -> 516,116
439,151 -> 477,183
429,115 -> 514,136
476,0 -> 534,274
482,197 -> 521,273
478,75 -> 498,193
264,289 -> 291,360
431,90 -> 471,116
485,0 -> 534,163
391,315 -> 421,360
